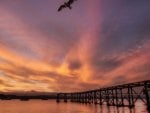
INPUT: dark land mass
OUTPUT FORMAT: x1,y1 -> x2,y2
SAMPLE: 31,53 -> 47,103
0,92 -> 57,100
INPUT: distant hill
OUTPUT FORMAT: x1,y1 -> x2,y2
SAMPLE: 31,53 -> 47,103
0,91 -> 57,96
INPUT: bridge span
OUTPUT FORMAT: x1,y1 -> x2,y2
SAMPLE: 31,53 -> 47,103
56,80 -> 150,112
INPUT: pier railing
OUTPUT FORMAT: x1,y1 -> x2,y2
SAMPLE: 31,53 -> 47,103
56,80 -> 150,112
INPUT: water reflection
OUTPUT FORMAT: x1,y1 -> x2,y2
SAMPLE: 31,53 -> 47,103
0,100 -> 148,113
95,105 -> 136,113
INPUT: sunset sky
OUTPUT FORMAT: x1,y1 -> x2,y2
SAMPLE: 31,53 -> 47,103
0,0 -> 150,93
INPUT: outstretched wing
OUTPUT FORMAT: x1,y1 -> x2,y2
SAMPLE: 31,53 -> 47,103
58,4 -> 66,12
67,0 -> 76,6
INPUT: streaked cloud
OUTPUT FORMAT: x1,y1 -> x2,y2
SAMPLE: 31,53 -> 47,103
0,0 -> 149,92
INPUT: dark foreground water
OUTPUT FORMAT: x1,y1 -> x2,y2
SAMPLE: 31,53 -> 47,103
0,100 -> 148,113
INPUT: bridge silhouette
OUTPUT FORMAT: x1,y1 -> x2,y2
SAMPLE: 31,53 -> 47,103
56,80 -> 150,112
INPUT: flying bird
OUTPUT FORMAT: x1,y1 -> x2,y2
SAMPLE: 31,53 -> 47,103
58,0 -> 77,12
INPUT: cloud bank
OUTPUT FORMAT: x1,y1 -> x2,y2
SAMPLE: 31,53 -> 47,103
0,0 -> 149,92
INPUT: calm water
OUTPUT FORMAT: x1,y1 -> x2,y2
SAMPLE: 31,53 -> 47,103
0,100 -> 148,113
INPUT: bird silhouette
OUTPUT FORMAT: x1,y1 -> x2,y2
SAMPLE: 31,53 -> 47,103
58,0 -> 77,12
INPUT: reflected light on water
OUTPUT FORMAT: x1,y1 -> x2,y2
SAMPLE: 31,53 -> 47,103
0,100 -> 148,113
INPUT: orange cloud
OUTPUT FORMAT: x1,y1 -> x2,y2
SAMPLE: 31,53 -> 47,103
0,1 -> 150,93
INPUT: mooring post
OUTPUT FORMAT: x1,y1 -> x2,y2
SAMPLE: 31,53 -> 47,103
78,93 -> 81,103
144,81 -> 150,113
86,93 -> 88,103
115,87 -> 118,106
75,93 -> 77,102
112,89 -> 115,106
70,93 -> 73,102
130,87 -> 134,107
74,93 -> 76,102
80,93 -> 83,103
77,93 -> 79,102
120,88 -> 124,106
64,93 -> 67,102
56,93 -> 60,102
79,93 -> 81,103
90,92 -> 93,104
84,93 -> 86,103
106,89 -> 110,106
72,93 -> 74,102
94,91 -> 97,104
81,93 -> 84,103
128,85 -> 131,108
88,92 -> 91,104
71,93 -> 74,102
73,93 -> 75,102
81,93 -> 83,103
78,93 -> 80,102
89,92 -> 92,104
128,85 -> 134,108
82,93 -> 85,103
99,89 -> 102,105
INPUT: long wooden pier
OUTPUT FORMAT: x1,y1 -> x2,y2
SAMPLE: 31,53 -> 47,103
56,80 -> 150,112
